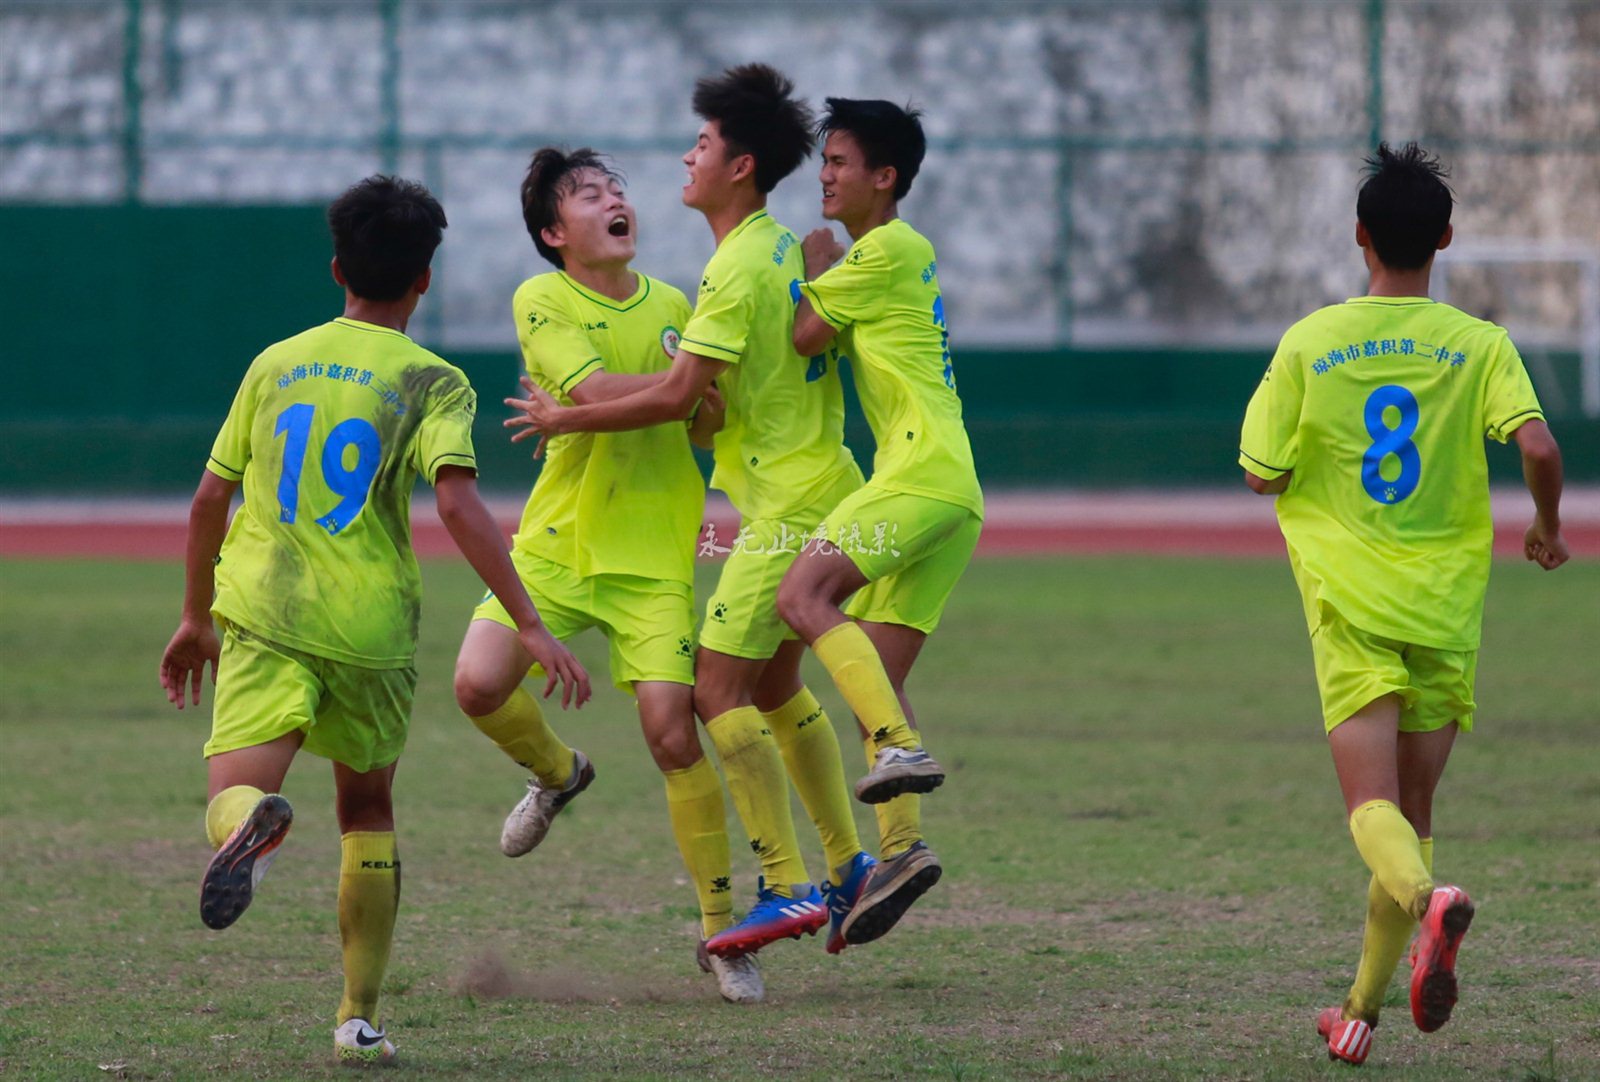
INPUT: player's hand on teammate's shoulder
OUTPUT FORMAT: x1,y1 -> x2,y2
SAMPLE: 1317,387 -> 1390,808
159,619 -> 221,710
518,623 -> 592,709
802,228 -> 845,279
1523,517 -> 1570,571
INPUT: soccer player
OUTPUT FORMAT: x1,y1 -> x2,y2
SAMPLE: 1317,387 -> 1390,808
1238,143 -> 1568,1066
449,146 -> 761,1002
157,176 -> 590,1063
506,65 -> 907,960
780,98 -> 983,946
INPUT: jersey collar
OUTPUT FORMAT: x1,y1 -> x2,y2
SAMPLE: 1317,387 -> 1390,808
558,271 -> 652,312
1345,295 -> 1436,306
332,317 -> 411,339
724,208 -> 770,245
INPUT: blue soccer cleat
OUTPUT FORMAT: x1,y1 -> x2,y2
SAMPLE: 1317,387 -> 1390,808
703,877 -> 827,958
821,851 -> 878,955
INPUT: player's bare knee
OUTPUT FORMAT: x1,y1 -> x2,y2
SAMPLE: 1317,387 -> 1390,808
647,727 -> 702,772
775,578 -> 817,636
453,667 -> 506,718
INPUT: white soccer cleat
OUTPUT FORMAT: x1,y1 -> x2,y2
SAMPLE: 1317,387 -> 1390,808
697,939 -> 764,1003
334,1018 -> 396,1063
854,745 -> 945,804
500,750 -> 594,857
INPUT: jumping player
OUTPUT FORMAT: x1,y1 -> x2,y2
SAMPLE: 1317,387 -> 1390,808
448,147 -> 763,1002
780,98 -> 982,946
1238,142 -> 1568,1066
505,66 -> 917,961
158,176 -> 590,1062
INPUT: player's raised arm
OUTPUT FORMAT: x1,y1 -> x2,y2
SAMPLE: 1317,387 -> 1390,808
1513,419 -> 1568,569
505,348 -> 726,439
159,468 -> 239,709
432,465 -> 591,708
793,228 -> 847,356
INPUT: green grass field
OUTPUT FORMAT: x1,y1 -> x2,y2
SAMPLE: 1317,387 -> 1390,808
1,554 -> 1595,1081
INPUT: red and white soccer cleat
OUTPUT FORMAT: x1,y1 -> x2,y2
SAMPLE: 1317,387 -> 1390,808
1410,883 -> 1475,1032
1317,1007 -> 1373,1066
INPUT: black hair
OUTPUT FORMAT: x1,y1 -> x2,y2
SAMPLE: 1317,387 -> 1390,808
691,63 -> 814,194
818,98 -> 926,201
520,147 -> 621,269
326,176 -> 446,302
1356,142 -> 1454,270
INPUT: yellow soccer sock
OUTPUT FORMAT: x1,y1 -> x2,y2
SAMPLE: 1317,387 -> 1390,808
662,757 -> 735,938
336,832 -> 400,1027
1348,799 -> 1434,921
863,733 -> 922,857
1343,837 -> 1433,1024
205,785 -> 266,849
764,686 -> 863,875
468,687 -> 576,789
812,623 -> 917,752
704,707 -> 809,896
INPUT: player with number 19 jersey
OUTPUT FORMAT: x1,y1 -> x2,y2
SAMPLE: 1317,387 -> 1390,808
207,317 -> 477,668
1239,296 -> 1544,652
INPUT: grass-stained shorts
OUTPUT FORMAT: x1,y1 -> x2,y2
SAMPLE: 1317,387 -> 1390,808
824,484 -> 983,634
473,550 -> 695,692
207,618 -> 416,773
1310,603 -> 1477,734
700,470 -> 863,660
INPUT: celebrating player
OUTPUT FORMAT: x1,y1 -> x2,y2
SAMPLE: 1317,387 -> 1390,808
781,98 -> 983,945
1238,143 -> 1568,1066
449,146 -> 762,1002
505,65 -> 915,961
157,176 -> 590,1063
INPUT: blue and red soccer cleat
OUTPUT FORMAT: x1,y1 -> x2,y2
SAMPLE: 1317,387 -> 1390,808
1411,884 -> 1474,1032
703,878 -> 827,958
820,851 -> 877,955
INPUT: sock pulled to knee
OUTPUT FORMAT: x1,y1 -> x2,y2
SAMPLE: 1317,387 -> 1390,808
812,623 -> 915,752
764,686 -> 862,875
662,757 -> 734,938
1348,799 -> 1433,921
1343,836 -> 1436,1024
704,706 -> 809,896
337,831 -> 400,1027
205,785 -> 266,849
467,687 -> 575,789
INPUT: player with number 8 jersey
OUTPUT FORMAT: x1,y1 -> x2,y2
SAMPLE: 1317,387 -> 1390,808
1238,143 -> 1567,1068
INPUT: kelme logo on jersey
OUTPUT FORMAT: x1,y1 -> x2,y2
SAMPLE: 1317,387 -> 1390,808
661,326 -> 681,358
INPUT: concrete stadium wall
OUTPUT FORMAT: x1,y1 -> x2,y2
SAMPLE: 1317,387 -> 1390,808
3,203 -> 1593,494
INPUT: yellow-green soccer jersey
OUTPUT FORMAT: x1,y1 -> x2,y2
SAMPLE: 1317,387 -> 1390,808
800,220 -> 983,517
206,318 -> 478,667
512,271 -> 703,585
1240,296 -> 1545,651
681,209 -> 859,520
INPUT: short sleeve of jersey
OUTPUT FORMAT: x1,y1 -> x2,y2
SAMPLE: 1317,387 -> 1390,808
413,373 -> 478,484
681,256 -> 754,365
799,234 -> 889,329
514,279 -> 605,393
206,368 -> 257,482
1481,334 -> 1545,443
1238,338 -> 1305,479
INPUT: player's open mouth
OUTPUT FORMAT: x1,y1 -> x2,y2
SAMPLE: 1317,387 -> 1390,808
607,216 -> 629,237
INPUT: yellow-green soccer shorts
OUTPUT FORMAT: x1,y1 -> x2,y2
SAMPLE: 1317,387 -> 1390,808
1310,603 -> 1477,734
699,471 -> 864,660
206,619 -> 416,774
472,550 -> 696,692
823,485 -> 983,635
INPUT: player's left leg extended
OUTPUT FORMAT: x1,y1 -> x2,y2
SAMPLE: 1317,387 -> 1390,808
201,732 -> 302,931
331,758 -> 401,1063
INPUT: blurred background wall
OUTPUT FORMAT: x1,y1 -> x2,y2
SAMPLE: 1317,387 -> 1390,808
3,0 -> 1597,492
